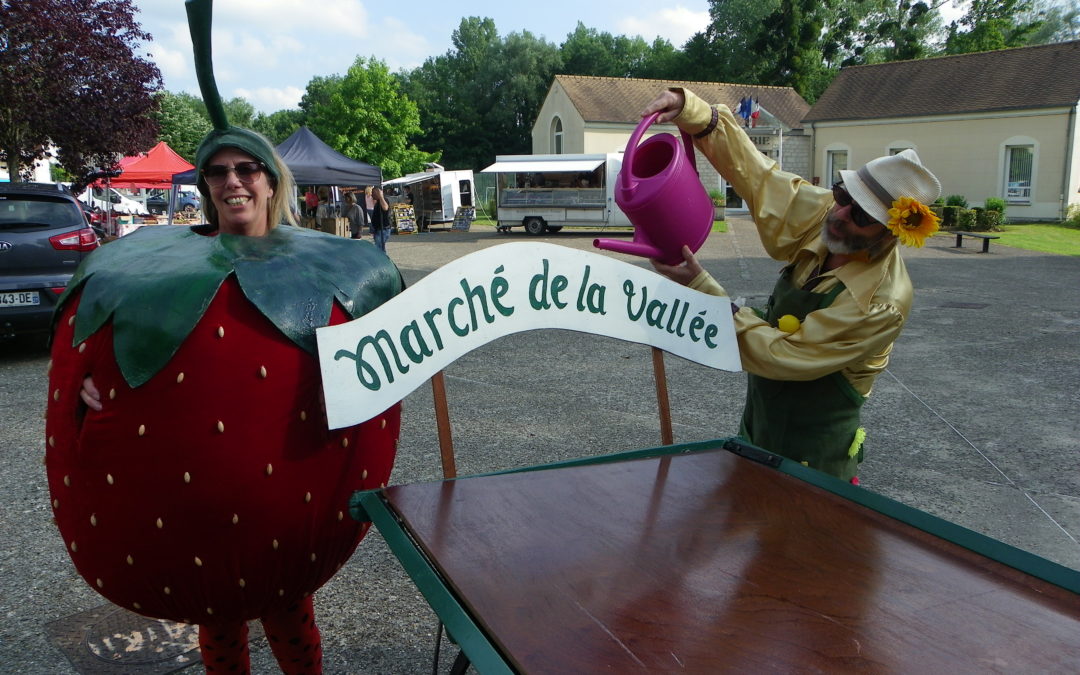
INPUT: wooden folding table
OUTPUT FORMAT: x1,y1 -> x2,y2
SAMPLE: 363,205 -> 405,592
352,439 -> 1080,673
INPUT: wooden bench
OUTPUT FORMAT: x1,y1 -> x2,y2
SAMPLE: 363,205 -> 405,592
954,231 -> 1000,253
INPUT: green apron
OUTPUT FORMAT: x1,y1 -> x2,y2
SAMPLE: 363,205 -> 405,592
739,265 -> 865,480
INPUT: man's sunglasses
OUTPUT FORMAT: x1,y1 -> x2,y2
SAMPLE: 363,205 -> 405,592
202,161 -> 266,187
831,183 -> 880,228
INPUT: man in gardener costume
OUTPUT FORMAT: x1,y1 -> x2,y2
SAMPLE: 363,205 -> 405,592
648,88 -> 942,482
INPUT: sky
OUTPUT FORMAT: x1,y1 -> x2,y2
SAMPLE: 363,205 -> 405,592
129,0 -> 714,114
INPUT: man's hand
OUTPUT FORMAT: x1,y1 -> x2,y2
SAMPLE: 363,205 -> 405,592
79,375 -> 102,412
651,245 -> 704,287
642,90 -> 686,124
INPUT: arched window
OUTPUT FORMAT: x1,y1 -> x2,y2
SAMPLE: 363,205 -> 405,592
551,117 -> 563,154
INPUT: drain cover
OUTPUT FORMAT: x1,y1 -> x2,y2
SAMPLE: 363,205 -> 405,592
46,604 -> 264,673
940,301 -> 989,309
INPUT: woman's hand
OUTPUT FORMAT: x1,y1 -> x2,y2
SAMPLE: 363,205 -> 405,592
651,245 -> 704,287
79,375 -> 103,412
642,89 -> 686,124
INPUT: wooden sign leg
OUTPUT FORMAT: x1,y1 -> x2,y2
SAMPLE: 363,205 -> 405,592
431,370 -> 457,479
651,347 -> 674,446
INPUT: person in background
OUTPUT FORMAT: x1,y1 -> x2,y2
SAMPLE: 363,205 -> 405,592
303,188 -> 318,218
364,185 -> 375,223
370,185 -> 391,253
316,187 -> 331,219
646,87 -> 941,482
343,192 -> 368,239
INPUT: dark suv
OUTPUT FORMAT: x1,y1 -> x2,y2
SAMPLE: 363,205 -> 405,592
0,183 -> 100,339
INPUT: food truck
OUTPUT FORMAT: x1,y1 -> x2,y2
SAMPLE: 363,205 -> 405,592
480,153 -> 631,235
382,164 -> 474,231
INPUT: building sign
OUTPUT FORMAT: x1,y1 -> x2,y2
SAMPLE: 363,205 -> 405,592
317,243 -> 741,429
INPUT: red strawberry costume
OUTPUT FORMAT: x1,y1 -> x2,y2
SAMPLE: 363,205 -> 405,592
46,224 -> 403,673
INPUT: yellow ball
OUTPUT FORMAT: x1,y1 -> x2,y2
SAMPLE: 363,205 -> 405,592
777,314 -> 801,333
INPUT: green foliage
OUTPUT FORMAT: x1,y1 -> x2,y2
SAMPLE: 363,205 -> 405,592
251,110 -> 305,146
957,208 -> 978,231
978,209 -> 1004,231
304,56 -> 437,179
708,189 -> 725,205
944,0 -> 1045,54
941,205 -> 960,228
752,0 -> 832,100
154,92 -> 213,162
945,194 -> 969,207
0,0 -> 161,181
399,18 -> 560,171
51,164 -> 73,182
222,98 -> 257,129
1023,0 -> 1080,44
984,197 -> 1007,213
1065,203 -> 1080,229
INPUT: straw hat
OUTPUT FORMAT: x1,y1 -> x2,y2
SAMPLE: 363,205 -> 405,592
839,149 -> 941,225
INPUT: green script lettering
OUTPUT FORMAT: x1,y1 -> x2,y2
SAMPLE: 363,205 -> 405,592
400,320 -> 434,364
491,266 -> 515,317
576,266 -> 607,314
623,279 -> 645,320
334,330 -> 410,391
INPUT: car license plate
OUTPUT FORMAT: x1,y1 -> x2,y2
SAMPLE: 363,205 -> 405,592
0,291 -> 40,307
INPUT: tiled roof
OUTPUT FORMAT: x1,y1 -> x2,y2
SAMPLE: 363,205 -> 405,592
805,40 -> 1080,122
554,75 -> 811,130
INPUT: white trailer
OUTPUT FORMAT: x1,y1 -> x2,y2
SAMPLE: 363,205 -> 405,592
382,164 -> 474,231
480,153 -> 630,235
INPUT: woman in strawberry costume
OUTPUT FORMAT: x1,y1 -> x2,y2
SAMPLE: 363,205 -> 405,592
45,2 -> 402,672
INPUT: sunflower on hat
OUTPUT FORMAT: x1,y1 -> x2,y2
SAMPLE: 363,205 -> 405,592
886,196 -> 940,248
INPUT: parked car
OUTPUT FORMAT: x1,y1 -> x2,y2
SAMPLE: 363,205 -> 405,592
0,183 -> 100,339
145,189 -> 201,215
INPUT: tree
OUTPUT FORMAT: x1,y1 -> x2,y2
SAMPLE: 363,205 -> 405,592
0,0 -> 161,181
560,23 -> 656,78
154,92 -> 212,162
486,30 -> 563,157
251,109 -> 305,146
1013,0 -> 1079,42
305,57 -> 436,179
944,0 -> 1044,53
222,97 -> 256,129
399,17 -> 505,171
685,0 -> 782,83
752,0 -> 832,100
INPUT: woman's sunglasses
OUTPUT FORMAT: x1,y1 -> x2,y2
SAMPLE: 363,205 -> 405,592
202,161 -> 266,187
831,183 -> 880,228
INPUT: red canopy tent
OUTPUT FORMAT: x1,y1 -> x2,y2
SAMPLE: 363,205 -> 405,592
102,141 -> 195,189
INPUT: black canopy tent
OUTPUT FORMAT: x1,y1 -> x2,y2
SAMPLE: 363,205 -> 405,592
172,126 -> 381,186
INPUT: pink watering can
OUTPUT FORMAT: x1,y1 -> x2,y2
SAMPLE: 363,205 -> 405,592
594,112 -> 713,265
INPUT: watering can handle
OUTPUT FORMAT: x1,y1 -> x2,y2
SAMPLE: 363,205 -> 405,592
619,112 -> 658,192
620,112 -> 699,192
680,128 -> 699,177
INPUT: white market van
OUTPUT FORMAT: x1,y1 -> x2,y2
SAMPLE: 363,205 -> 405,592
480,153 -> 630,235
77,186 -> 148,215
382,164 -> 474,231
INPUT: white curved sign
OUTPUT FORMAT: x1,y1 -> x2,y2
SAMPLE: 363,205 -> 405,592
317,243 -> 740,429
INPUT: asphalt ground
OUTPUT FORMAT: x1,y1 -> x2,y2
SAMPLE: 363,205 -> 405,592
2,217 -> 1078,673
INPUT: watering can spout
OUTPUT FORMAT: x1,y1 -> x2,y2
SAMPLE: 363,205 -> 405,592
593,238 -> 664,260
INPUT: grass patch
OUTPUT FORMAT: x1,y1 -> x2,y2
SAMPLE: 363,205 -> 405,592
992,223 -> 1080,256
